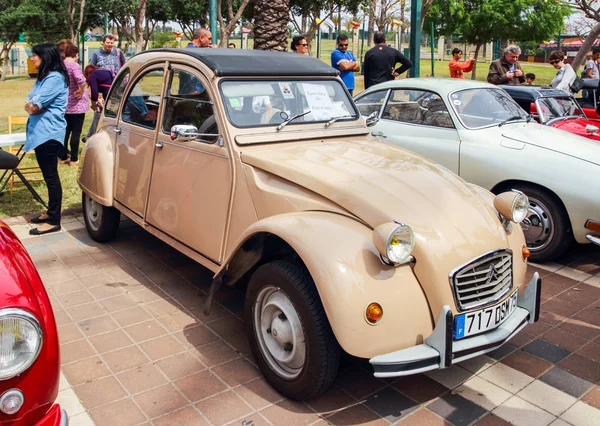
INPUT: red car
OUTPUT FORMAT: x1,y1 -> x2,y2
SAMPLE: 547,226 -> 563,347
503,85 -> 600,141
0,220 -> 66,425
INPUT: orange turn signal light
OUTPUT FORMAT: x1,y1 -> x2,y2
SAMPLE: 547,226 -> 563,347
365,303 -> 383,324
585,220 -> 600,233
522,245 -> 531,261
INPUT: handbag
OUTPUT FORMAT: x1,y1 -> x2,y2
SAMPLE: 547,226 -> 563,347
571,77 -> 585,93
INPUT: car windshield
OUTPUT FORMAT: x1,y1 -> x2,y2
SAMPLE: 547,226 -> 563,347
220,79 -> 358,128
536,96 -> 584,123
449,88 -> 529,129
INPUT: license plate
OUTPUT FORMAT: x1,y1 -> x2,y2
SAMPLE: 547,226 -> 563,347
454,289 -> 518,340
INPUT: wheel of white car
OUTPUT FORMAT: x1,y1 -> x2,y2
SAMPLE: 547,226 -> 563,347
245,260 -> 340,400
513,184 -> 572,262
82,193 -> 120,242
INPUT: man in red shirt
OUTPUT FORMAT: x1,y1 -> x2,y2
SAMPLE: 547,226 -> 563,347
449,48 -> 475,79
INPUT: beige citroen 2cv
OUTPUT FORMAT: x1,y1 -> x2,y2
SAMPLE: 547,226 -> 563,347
78,49 -> 541,400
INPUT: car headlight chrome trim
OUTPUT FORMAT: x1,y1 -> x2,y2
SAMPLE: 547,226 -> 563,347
0,308 -> 43,381
493,190 -> 529,224
373,221 -> 415,266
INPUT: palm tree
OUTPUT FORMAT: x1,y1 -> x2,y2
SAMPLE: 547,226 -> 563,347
253,0 -> 290,51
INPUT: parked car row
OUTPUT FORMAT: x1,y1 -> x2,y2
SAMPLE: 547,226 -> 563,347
77,49 -> 547,400
355,79 -> 600,261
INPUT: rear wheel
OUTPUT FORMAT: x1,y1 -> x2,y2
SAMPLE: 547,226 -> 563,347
512,184 -> 572,262
82,193 -> 120,242
245,260 -> 340,400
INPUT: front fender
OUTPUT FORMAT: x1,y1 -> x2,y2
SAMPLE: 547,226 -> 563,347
221,211 -> 434,359
78,130 -> 115,206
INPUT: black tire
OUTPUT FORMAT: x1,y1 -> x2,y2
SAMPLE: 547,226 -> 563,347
512,184 -> 572,262
82,192 -> 120,242
245,260 -> 340,400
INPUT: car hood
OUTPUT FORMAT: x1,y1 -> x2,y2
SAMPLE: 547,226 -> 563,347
241,139 -> 509,259
549,118 -> 600,142
500,122 -> 600,165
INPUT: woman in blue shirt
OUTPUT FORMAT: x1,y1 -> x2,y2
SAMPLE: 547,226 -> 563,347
25,44 -> 68,235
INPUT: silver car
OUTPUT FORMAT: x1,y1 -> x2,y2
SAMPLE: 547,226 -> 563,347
355,78 -> 600,261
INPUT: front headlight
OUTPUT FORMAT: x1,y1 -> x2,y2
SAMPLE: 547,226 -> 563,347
0,309 -> 43,380
494,191 -> 529,224
373,222 -> 415,265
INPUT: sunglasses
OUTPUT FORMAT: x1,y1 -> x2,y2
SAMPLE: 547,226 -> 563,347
549,60 -> 559,65
299,43 -> 308,46
338,44 -> 348,47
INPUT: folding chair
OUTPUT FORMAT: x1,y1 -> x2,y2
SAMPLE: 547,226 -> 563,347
7,116 -> 43,195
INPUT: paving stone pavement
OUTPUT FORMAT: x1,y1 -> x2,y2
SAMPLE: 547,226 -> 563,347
7,213 -> 600,426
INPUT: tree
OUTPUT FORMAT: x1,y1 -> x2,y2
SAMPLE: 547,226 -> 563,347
567,1 -> 600,72
133,0 -> 147,53
217,0 -> 252,47
171,0 -> 208,41
67,0 -> 86,42
431,0 -> 571,79
0,0 -> 28,80
253,0 -> 290,51
145,0 -> 173,49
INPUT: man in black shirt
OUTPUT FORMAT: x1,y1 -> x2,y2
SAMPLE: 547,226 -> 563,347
364,31 -> 413,89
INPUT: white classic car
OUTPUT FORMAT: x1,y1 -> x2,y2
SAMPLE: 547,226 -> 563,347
355,79 -> 600,261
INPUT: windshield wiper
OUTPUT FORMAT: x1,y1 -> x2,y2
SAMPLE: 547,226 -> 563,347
325,114 -> 355,128
498,115 -> 525,127
276,110 -> 312,131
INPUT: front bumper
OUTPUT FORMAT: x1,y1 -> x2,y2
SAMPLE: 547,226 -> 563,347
34,404 -> 68,426
370,272 -> 541,378
586,234 -> 600,246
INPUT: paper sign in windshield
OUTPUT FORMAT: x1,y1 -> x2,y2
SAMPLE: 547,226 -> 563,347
279,83 -> 295,99
302,84 -> 334,120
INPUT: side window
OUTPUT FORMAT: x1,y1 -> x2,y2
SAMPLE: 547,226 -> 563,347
383,89 -> 454,129
355,90 -> 388,116
162,69 -> 219,143
105,69 -> 129,118
121,68 -> 164,129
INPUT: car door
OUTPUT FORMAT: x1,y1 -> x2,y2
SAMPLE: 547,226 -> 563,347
360,89 -> 461,174
145,65 -> 232,264
113,65 -> 166,217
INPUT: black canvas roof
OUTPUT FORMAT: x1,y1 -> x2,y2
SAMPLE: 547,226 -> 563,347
150,48 -> 339,77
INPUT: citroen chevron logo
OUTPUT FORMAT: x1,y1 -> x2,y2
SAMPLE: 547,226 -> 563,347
486,264 -> 499,284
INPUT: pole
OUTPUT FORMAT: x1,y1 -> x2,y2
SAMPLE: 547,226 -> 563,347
209,0 -> 217,44
360,21 -> 365,66
430,22 -> 435,77
409,0 -> 422,77
104,13 -> 108,35
317,28 -> 321,58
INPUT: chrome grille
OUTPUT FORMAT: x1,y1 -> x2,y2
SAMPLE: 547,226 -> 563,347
450,250 -> 513,311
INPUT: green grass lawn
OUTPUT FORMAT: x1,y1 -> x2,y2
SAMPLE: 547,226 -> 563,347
0,51 -> 556,219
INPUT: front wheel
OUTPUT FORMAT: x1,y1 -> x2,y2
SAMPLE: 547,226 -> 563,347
82,193 -> 120,242
513,184 -> 572,262
245,260 -> 340,400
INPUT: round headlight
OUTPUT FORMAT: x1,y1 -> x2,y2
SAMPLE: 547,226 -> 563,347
373,222 -> 415,265
511,192 -> 529,224
0,309 -> 43,380
493,191 -> 530,224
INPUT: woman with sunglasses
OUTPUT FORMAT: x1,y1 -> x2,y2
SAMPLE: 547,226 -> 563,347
548,51 -> 576,92
24,43 -> 68,235
291,35 -> 309,55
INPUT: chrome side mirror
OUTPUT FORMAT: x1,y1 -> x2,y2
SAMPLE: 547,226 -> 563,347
365,111 -> 380,127
170,124 -> 199,142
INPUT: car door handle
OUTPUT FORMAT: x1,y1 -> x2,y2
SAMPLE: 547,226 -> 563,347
155,141 -> 163,149
371,131 -> 386,138
113,128 -> 122,135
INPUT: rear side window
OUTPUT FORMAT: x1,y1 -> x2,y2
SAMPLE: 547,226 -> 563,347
104,69 -> 129,118
121,68 -> 164,130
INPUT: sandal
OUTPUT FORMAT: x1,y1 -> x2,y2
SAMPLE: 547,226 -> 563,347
29,224 -> 61,235
30,214 -> 50,224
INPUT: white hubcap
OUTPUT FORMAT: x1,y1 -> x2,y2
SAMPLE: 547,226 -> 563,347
253,286 -> 306,380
